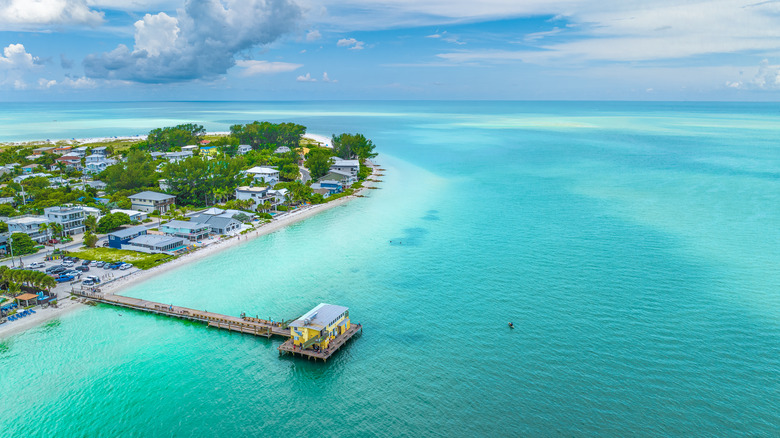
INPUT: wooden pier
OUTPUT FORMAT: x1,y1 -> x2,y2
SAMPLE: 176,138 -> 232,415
72,290 -> 361,361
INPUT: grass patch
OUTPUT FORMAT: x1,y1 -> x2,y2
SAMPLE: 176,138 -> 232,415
65,248 -> 174,270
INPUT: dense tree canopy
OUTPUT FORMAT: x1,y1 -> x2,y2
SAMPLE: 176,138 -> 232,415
230,121 -> 306,150
161,155 -> 247,207
305,147 -> 334,180
100,149 -> 160,192
9,232 -> 36,256
332,133 -> 378,161
144,124 -> 205,152
97,212 -> 132,233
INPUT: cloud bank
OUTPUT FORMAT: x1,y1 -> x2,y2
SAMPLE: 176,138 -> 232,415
0,0 -> 104,29
83,0 -> 301,83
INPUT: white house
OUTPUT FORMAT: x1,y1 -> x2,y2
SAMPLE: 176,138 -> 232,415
91,146 -> 108,156
329,159 -> 360,177
181,145 -> 198,153
81,206 -> 103,220
245,166 -> 280,185
44,205 -> 86,235
128,191 -> 175,213
267,188 -> 289,207
110,208 -> 148,222
70,146 -> 89,157
237,144 -> 252,155
7,216 -> 51,243
13,173 -> 50,184
235,186 -> 273,210
165,151 -> 193,163
274,146 -> 291,154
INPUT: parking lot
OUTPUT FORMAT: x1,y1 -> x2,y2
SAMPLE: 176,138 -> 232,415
10,254 -> 141,295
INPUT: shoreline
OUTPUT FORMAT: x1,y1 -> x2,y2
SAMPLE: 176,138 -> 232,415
0,163 -> 377,340
1,132 -> 333,147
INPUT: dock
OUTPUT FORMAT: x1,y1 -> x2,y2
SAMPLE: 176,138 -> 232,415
72,290 -> 361,362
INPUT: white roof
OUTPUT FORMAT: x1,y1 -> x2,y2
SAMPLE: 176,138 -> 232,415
7,216 -> 49,225
246,166 -> 278,175
332,159 -> 359,167
288,303 -> 349,330
111,209 -> 145,216
236,186 -> 268,193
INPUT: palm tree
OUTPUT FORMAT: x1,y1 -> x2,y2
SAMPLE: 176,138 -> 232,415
38,222 -> 50,245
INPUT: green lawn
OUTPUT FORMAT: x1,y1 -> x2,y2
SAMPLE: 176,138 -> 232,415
65,248 -> 174,270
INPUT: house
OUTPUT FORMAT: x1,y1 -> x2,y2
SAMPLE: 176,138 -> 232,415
52,146 -> 72,155
110,209 -> 148,222
237,144 -> 252,155
21,164 -> 41,174
91,146 -> 108,156
128,191 -> 175,214
54,155 -> 82,170
289,303 -> 351,350
13,173 -> 49,184
0,197 -> 14,204
7,216 -> 50,243
310,182 -> 340,198
32,146 -> 55,155
158,179 -> 170,191
43,205 -> 86,235
159,220 -> 210,241
0,235 -> 8,255
125,234 -> 185,253
329,159 -> 360,177
200,146 -> 218,156
235,186 -> 273,210
150,152 -> 166,159
86,180 -> 107,191
267,188 -> 289,206
165,151 -> 192,163
274,146 -> 291,154
319,170 -> 356,186
181,145 -> 198,153
191,214 -> 242,235
81,206 -> 102,219
199,207 -> 256,222
47,176 -> 67,187
84,157 -> 117,174
245,166 -> 279,185
25,155 -> 42,161
107,225 -> 148,249
70,146 -> 89,158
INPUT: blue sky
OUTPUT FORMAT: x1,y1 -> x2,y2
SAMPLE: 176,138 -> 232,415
1,0 -> 780,101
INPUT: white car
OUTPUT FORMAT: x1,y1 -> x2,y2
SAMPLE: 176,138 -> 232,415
119,263 -> 132,270
28,262 -> 45,269
62,261 -> 74,267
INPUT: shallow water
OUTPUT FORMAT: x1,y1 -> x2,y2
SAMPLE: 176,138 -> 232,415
0,101 -> 778,436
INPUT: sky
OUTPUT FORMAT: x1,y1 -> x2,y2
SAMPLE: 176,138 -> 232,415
2,0 -> 780,101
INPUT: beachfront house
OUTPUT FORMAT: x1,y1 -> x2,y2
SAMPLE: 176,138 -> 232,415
110,209 -> 148,222
310,182 -> 341,198
190,214 -> 242,235
91,146 -> 108,156
52,146 -> 72,155
84,156 -> 117,174
289,303 -> 351,350
43,205 -> 86,235
69,146 -> 88,158
235,186 -> 273,211
319,170 -> 356,186
245,166 -> 279,185
237,144 -> 252,155
160,220 -> 210,241
268,188 -> 289,207
124,234 -> 186,253
128,191 -> 175,214
7,216 -> 50,243
329,159 -> 360,177
107,225 -> 148,249
181,145 -> 198,153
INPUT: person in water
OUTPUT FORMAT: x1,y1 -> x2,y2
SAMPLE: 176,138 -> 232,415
508,322 -> 514,328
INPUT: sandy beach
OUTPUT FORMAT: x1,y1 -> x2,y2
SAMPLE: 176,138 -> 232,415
4,132 -> 333,148
0,163 -> 377,340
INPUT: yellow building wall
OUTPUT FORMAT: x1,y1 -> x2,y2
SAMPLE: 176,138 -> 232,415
290,314 -> 351,349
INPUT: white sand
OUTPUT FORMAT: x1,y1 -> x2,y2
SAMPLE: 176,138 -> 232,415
303,133 -> 333,148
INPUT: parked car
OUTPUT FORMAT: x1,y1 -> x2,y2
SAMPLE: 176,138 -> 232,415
119,263 -> 132,270
56,274 -> 74,283
82,279 -> 94,286
62,261 -> 74,268
75,266 -> 90,272
29,262 -> 45,269
81,260 -> 91,266
95,261 -> 105,268
64,270 -> 81,278
86,275 -> 101,283
108,263 -> 122,270
48,266 -> 67,275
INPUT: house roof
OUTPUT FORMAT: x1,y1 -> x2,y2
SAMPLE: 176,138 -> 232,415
128,191 -> 175,201
129,234 -> 183,247
202,207 -> 225,215
246,166 -> 278,174
319,171 -> 351,182
162,220 -> 208,231
7,216 -> 48,225
192,215 -> 239,229
236,186 -> 268,193
331,159 -> 359,167
109,225 -> 148,239
289,303 -> 349,330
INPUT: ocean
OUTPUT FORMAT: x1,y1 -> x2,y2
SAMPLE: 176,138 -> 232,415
0,101 -> 778,436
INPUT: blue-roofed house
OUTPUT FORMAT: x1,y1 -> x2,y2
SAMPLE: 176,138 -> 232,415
107,225 -> 148,249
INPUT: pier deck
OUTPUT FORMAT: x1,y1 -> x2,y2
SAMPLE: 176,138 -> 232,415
72,290 -> 361,361
278,323 -> 362,362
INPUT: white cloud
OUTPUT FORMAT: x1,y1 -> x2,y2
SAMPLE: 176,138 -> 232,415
0,44 -> 42,89
425,31 -> 464,45
726,59 -> 780,90
38,78 -> 57,88
337,37 -> 365,50
296,72 -> 316,82
0,0 -> 104,29
305,29 -> 321,41
84,0 -> 302,83
322,71 -> 336,82
236,60 -> 303,75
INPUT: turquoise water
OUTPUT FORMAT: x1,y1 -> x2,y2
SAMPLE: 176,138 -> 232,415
1,101 -> 779,436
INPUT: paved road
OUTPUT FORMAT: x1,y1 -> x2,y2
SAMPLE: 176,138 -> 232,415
299,165 -> 311,184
